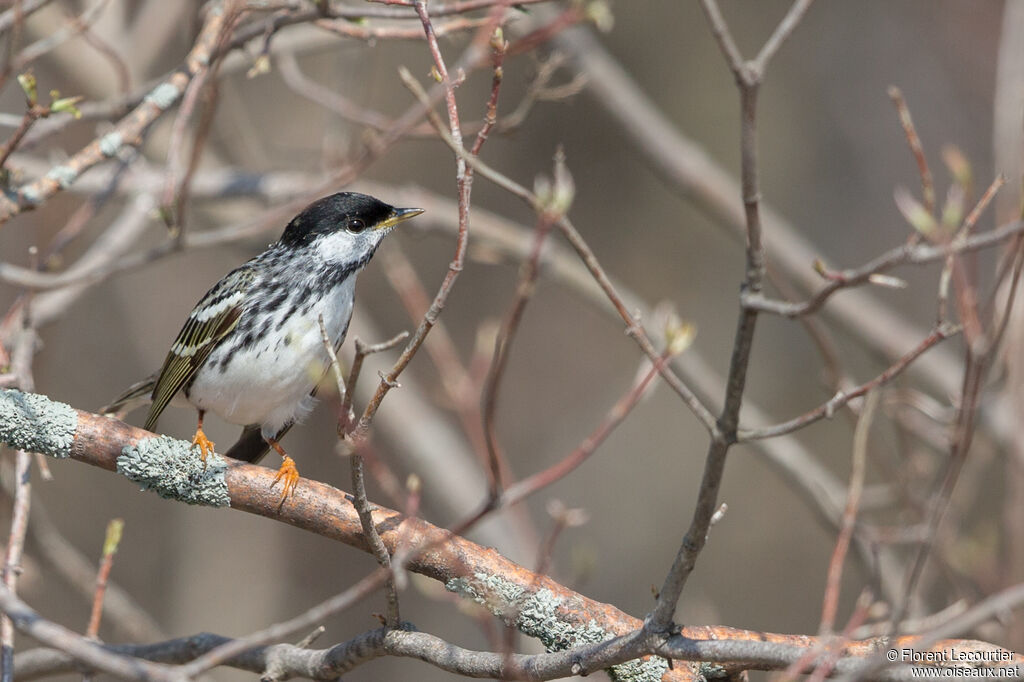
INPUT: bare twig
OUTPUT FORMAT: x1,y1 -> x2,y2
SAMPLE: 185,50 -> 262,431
819,391 -> 877,634
482,209 -> 557,496
318,316 -> 402,627
744,219 -> 1024,318
649,0 -> 811,630
502,347 -> 681,507
888,86 -> 935,215
0,4 -> 230,223
0,451 -> 30,682
176,569 -> 391,677
0,584 -> 174,681
85,518 -> 124,640
400,70 -> 720,434
351,1 -> 475,439
341,331 -> 409,428
739,324 -> 957,441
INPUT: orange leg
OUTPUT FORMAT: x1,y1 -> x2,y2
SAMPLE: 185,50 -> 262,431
267,437 -> 299,502
191,410 -> 216,468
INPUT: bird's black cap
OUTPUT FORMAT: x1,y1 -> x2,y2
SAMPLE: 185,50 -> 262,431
279,192 -> 397,248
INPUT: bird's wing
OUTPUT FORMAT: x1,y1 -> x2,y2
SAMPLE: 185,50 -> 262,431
101,373 -> 157,416
144,266 -> 256,432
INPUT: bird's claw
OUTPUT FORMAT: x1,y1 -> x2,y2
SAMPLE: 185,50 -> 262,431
191,427 -> 216,469
271,455 -> 300,502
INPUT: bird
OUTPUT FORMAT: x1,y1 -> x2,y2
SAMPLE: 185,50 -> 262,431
105,192 -> 423,501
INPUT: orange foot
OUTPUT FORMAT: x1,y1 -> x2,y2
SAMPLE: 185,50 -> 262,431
191,427 -> 216,468
271,455 -> 300,502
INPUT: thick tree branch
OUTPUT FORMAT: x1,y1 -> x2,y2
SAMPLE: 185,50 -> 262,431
1,390 -> 1019,681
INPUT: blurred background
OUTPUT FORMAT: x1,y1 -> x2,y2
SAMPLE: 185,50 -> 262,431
0,1 -> 1018,679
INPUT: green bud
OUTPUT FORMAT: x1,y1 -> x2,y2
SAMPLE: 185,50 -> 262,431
941,184 -> 965,230
17,73 -> 36,105
942,144 -> 972,190
102,518 -> 125,557
50,95 -> 84,119
894,186 -> 937,237
247,55 -> 271,79
586,0 -> 614,32
664,313 -> 695,356
489,27 -> 506,53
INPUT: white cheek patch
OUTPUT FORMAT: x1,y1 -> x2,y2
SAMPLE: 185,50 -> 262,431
314,229 -> 379,264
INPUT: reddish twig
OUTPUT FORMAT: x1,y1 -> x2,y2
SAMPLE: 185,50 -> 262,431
399,76 -> 720,434
161,0 -> 243,239
482,210 -> 557,495
819,392 -> 877,634
85,518 -> 124,640
0,102 -> 50,171
888,86 -> 935,215
378,244 -> 489,456
502,348 -> 677,507
354,1 -> 511,441
743,218 -> 1024,318
738,323 -> 957,441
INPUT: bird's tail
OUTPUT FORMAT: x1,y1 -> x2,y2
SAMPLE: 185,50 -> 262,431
101,374 -> 157,418
225,423 -> 294,464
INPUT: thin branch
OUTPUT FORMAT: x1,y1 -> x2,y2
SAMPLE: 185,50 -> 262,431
314,14 -> 490,41
0,4 -> 230,224
0,451 -> 30,682
752,0 -> 816,73
318,316 -> 402,627
0,585 -> 174,681
738,323 -> 957,441
352,0 -> 478,439
85,518 -> 124,639
888,86 -> 935,215
649,0 -> 790,629
399,69 -> 720,434
744,218 -> 1024,318
482,210 -> 557,496
176,569 -> 390,678
341,332 -> 409,428
502,348 -> 680,507
550,21 -> 968,406
819,391 -> 877,634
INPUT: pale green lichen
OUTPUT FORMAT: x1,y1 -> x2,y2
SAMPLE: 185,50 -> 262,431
144,82 -> 181,109
698,662 -> 728,679
447,572 -> 669,682
45,165 -> 77,189
117,436 -> 230,508
19,184 -> 42,205
99,131 -> 123,157
0,389 -> 76,457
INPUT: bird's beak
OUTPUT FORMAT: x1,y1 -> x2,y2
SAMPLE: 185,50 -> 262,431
377,206 -> 425,230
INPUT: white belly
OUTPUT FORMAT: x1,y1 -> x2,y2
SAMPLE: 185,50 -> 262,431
186,279 -> 355,436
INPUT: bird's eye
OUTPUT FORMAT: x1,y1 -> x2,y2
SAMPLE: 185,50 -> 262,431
347,218 -> 367,234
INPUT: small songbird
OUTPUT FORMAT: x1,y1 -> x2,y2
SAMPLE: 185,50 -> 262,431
107,192 -> 423,500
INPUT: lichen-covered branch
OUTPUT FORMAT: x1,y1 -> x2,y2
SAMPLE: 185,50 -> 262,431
1,389 -> 1020,681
